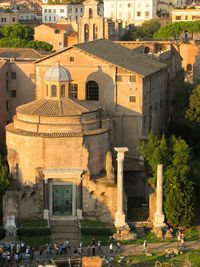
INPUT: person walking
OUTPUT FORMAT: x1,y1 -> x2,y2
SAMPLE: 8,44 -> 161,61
92,244 -> 95,256
39,245 -> 43,256
143,240 -> 147,252
65,240 -> 70,254
109,243 -> 113,254
116,241 -> 121,253
97,240 -> 103,255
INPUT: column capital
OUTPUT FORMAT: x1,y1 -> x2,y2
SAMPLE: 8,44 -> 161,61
44,178 -> 48,184
114,147 -> 129,154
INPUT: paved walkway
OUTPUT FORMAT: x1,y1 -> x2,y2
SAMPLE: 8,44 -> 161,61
28,240 -> 200,260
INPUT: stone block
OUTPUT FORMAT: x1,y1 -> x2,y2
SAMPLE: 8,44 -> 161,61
82,256 -> 102,267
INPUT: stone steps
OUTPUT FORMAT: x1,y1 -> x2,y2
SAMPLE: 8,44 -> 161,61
50,219 -> 81,248
135,226 -> 146,238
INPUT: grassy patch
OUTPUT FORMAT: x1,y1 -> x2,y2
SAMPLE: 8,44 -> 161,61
184,227 -> 199,241
80,219 -> 108,227
114,250 -> 200,266
19,235 -> 51,250
19,219 -> 48,227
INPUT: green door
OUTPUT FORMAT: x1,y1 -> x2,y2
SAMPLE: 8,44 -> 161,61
52,184 -> 72,216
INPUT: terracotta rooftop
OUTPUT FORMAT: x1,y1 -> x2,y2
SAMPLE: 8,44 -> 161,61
0,48 -> 50,59
68,31 -> 78,37
36,23 -> 71,31
17,98 -> 98,116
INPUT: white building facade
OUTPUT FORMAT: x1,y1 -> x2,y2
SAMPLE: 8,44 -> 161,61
104,0 -> 157,26
42,2 -> 103,23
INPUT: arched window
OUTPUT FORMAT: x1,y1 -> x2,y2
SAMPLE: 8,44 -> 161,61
46,84 -> 48,96
84,24 -> 89,42
187,64 -> 192,72
89,8 -> 93,18
93,24 -> 98,40
51,85 -> 57,97
61,85 -> 65,97
86,81 -> 99,100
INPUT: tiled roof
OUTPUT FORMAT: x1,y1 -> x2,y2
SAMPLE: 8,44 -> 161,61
17,98 -> 98,116
74,38 -> 167,77
36,38 -> 167,77
36,23 -> 71,31
68,31 -> 78,37
0,48 -> 50,59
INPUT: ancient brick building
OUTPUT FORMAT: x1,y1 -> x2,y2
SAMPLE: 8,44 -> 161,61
4,38 -> 172,224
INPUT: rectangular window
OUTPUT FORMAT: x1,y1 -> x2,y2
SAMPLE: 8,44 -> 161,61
129,96 -> 136,102
54,16 -> 56,21
49,16 -> 51,21
6,71 -> 8,78
1,18 -> 6,22
6,80 -> 8,91
53,9 -> 56,13
60,9 -> 64,13
185,15 -> 188,20
69,83 -> 78,99
11,72 -> 16,79
128,3 -> 131,7
30,73 -> 35,79
6,101 -> 9,111
137,11 -> 141,17
45,16 -> 47,21
58,42 -> 62,47
49,9 -> 52,13
116,75 -> 122,82
70,56 -> 74,62
75,8 -> 78,13
145,11 -> 149,17
12,17 -> 15,22
44,9 -> 47,13
176,16 -> 181,21
130,75 -> 136,82
11,90 -> 16,98
81,8 -> 83,12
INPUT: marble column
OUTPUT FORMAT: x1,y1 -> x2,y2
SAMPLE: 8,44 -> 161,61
43,178 -> 49,220
114,147 -> 128,228
153,164 -> 166,228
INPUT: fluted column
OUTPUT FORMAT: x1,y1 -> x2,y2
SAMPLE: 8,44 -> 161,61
114,147 -> 128,228
43,178 -> 49,220
153,164 -> 166,227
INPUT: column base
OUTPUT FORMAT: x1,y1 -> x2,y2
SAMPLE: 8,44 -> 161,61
153,212 -> 166,228
77,209 -> 83,220
43,209 -> 49,220
114,212 -> 128,228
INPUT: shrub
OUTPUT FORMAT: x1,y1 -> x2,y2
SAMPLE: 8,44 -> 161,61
17,227 -> 51,237
81,227 -> 116,236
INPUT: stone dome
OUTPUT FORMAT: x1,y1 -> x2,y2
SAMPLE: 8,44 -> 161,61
44,65 -> 71,82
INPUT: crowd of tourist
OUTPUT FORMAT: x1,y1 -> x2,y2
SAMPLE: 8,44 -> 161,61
0,241 -> 34,265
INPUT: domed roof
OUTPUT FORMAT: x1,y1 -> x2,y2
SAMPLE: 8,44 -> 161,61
44,65 -> 71,82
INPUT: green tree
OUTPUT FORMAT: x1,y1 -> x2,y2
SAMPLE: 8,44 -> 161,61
0,38 -> 53,51
0,154 -> 11,223
186,84 -> 200,123
154,20 -> 200,40
0,24 -> 34,41
141,131 -> 195,226
122,20 -> 161,41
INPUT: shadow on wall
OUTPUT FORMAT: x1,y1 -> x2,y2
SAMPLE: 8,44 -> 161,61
3,174 -> 119,225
